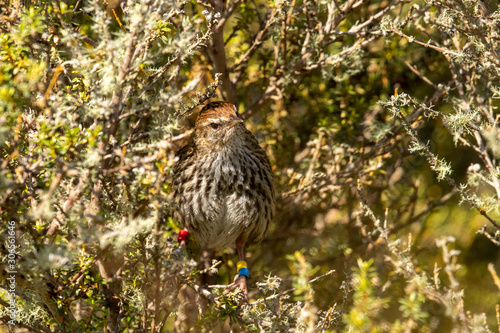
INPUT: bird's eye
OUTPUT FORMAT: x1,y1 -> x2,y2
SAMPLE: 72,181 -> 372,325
210,123 -> 219,130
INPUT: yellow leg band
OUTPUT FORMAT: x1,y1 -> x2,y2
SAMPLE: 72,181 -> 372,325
237,261 -> 247,271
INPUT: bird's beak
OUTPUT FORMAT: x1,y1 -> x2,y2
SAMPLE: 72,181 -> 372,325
229,118 -> 243,128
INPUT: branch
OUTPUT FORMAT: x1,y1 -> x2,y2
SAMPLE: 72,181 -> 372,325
208,0 -> 237,104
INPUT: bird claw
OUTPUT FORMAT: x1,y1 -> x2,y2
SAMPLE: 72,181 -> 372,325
223,275 -> 248,303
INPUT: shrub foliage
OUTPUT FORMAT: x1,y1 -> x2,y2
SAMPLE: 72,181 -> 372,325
1,0 -> 500,331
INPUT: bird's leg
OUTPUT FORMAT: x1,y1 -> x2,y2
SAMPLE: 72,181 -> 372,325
235,233 -> 247,262
223,233 -> 249,301
234,233 -> 248,294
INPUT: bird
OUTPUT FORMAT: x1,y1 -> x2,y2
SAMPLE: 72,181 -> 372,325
173,101 -> 275,298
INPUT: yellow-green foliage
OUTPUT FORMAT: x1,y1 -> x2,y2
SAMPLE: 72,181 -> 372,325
1,0 -> 500,332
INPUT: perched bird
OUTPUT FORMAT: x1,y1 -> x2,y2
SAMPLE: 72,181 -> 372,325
173,101 -> 275,297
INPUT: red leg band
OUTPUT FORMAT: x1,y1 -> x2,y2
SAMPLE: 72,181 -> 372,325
178,229 -> 189,242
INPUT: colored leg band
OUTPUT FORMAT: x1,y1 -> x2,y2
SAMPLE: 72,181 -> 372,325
238,267 -> 249,279
178,229 -> 189,242
237,261 -> 247,271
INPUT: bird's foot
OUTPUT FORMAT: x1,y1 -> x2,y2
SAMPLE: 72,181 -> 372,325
223,275 -> 248,303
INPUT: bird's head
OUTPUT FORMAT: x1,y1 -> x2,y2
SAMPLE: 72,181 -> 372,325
194,102 -> 245,151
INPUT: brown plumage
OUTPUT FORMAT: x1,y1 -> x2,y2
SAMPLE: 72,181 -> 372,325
173,101 -> 275,296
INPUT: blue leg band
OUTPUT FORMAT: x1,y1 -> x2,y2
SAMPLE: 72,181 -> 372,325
238,267 -> 249,279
